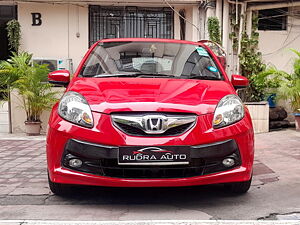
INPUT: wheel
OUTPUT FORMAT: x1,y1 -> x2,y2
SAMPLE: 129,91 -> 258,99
225,176 -> 252,194
48,174 -> 71,196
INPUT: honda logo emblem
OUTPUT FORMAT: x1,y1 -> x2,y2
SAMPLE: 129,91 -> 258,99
143,115 -> 167,134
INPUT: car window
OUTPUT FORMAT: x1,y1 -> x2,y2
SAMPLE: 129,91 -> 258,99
79,41 -> 223,80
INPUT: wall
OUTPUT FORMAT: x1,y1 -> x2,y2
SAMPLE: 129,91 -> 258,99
0,102 -> 9,133
258,10 -> 300,73
18,2 -> 89,71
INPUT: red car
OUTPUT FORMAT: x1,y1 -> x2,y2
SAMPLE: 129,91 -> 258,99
47,38 -> 254,195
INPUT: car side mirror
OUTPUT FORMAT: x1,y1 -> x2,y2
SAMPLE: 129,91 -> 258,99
48,70 -> 70,87
231,74 -> 249,89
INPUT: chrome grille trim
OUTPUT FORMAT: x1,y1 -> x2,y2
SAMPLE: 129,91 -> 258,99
111,113 -> 197,136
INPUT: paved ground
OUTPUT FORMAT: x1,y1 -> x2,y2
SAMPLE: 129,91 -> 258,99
0,129 -> 299,221
1,220 -> 300,225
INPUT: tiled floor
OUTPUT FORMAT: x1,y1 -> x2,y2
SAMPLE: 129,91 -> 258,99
0,129 -> 299,220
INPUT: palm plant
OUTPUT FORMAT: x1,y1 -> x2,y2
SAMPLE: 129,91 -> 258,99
0,52 -> 31,99
0,52 -> 57,125
255,49 -> 300,113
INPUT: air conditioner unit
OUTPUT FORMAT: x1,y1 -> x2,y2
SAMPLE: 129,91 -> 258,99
32,58 -> 73,74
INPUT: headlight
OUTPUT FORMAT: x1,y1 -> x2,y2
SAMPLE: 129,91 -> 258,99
213,94 -> 244,128
58,91 -> 93,128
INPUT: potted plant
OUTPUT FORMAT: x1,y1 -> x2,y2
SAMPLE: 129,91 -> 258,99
256,49 -> 300,130
0,52 -> 57,135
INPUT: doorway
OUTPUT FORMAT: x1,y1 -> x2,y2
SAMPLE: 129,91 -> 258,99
0,5 -> 17,60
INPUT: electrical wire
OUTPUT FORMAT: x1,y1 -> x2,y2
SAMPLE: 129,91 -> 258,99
262,32 -> 300,56
260,0 -> 300,56
281,0 -> 294,48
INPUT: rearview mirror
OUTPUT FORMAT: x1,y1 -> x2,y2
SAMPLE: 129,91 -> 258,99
48,70 -> 70,87
231,75 -> 249,89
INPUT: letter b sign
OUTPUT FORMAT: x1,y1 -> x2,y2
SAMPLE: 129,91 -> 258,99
31,13 -> 42,26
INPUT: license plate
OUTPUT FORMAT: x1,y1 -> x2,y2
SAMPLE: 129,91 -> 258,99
118,146 -> 190,165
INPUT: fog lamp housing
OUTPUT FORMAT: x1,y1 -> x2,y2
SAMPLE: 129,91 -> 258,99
222,158 -> 235,167
69,158 -> 83,168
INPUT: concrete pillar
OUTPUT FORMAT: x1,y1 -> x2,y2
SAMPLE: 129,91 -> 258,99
246,10 -> 252,37
237,2 -> 246,73
199,7 -> 206,40
205,0 -> 216,40
222,0 -> 229,52
192,5 -> 200,41
216,0 -> 222,27
174,6 -> 181,40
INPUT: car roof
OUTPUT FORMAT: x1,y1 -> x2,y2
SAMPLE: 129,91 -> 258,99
97,38 -> 205,47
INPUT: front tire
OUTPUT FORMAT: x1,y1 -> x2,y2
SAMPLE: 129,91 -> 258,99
48,174 -> 71,196
225,176 -> 252,194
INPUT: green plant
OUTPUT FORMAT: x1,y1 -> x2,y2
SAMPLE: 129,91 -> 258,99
239,33 -> 266,102
256,49 -> 300,112
207,17 -> 221,45
6,19 -> 21,53
0,52 -> 57,122
251,67 -> 282,97
237,16 -> 266,102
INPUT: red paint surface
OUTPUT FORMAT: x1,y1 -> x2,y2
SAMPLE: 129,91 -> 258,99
48,70 -> 70,84
231,74 -> 249,88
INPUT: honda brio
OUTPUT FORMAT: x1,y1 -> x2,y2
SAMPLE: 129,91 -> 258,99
47,38 -> 254,195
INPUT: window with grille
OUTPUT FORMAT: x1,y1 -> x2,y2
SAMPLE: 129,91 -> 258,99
258,7 -> 288,31
89,6 -> 174,46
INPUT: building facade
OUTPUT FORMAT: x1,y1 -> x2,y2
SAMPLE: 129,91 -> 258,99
0,0 -> 299,133
16,1 -> 205,72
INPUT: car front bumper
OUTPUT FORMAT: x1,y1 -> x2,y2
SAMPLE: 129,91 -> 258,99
47,108 -> 254,187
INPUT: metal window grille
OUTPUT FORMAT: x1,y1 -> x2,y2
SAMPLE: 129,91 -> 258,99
89,6 -> 174,46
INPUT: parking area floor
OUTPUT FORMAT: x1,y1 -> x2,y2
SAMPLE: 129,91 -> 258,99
0,129 -> 299,221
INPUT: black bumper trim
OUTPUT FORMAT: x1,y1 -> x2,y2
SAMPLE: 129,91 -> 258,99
65,139 -> 118,159
191,139 -> 238,158
65,139 -> 238,160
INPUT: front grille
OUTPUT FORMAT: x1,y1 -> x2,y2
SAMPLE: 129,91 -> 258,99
114,121 -> 194,136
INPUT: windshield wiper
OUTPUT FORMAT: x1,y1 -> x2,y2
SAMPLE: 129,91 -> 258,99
93,73 -> 176,78
189,75 -> 221,80
93,73 -> 141,78
135,73 -> 176,78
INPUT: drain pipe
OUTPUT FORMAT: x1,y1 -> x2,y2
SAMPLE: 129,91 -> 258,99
222,0 -> 230,53
237,1 -> 246,73
248,1 -> 300,11
227,0 -> 246,74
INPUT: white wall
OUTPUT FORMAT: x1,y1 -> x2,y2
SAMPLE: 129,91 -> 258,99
18,2 -> 89,71
0,102 -> 9,133
258,11 -> 300,73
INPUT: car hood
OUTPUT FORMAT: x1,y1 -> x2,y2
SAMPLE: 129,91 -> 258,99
68,77 -> 235,115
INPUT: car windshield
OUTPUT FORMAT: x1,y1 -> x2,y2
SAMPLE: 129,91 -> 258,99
79,41 -> 223,80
